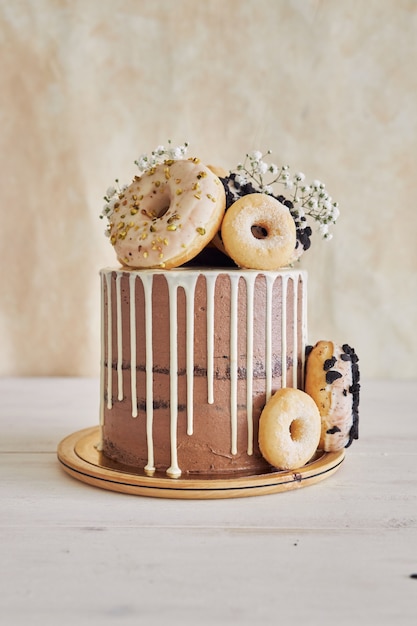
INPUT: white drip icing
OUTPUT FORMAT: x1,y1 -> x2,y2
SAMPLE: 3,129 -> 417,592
205,274 -> 216,404
141,273 -> 155,475
292,277 -> 298,388
129,274 -> 138,417
265,274 -> 275,403
105,272 -> 113,410
281,275 -> 288,389
229,274 -> 240,456
102,268 -> 307,477
99,272 -> 105,427
166,280 -> 181,478
184,275 -> 198,436
245,273 -> 256,456
116,273 -> 123,401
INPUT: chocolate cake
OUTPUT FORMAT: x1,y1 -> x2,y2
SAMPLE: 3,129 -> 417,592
100,267 -> 307,476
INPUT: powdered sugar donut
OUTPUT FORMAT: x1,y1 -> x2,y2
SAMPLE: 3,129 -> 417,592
258,388 -> 321,470
108,159 -> 226,269
220,193 -> 296,270
304,341 -> 360,451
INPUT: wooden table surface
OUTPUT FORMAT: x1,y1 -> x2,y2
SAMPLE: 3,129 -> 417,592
1,377 -> 416,625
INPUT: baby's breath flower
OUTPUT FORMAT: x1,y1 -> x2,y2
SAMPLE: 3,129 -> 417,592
231,149 -> 340,246
101,140 -> 190,222
106,186 -> 117,199
250,150 -> 263,161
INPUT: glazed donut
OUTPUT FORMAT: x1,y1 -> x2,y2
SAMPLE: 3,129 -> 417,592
108,159 -> 226,269
220,193 -> 296,270
258,388 -> 321,470
304,341 -> 360,452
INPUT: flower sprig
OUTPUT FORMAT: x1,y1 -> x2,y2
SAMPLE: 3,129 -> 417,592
134,140 -> 189,174
100,141 -> 189,228
234,150 -> 340,241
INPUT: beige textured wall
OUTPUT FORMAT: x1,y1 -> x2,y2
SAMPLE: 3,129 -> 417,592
1,0 -> 416,378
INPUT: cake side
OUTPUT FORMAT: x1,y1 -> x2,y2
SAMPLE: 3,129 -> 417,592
100,267 -> 307,477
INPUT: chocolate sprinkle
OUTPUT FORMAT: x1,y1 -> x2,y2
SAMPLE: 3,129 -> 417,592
326,370 -> 343,384
324,356 -> 337,371
327,426 -> 341,434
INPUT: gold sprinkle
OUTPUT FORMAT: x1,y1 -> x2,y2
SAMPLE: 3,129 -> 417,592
141,232 -> 148,240
159,253 -> 164,259
197,171 -> 207,179
167,224 -> 177,231
165,159 -> 174,166
196,227 -> 206,236
194,193 -> 201,200
207,193 -> 216,203
164,168 -> 171,180
150,224 -> 156,232
189,157 -> 200,164
143,251 -> 148,258
118,231 -> 127,240
176,188 -> 183,195
167,213 -> 180,223
154,180 -> 161,187
159,262 -> 166,268
132,195 -> 137,200
117,222 -> 125,230
110,235 -> 117,245
192,182 -> 200,190
130,208 -> 138,215
163,238 -> 168,245
175,178 -> 181,184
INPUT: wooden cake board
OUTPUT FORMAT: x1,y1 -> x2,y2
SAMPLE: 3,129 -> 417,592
57,427 -> 345,500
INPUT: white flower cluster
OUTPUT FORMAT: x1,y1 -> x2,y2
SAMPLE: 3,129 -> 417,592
100,141 -> 189,230
236,150 -> 340,240
134,140 -> 189,173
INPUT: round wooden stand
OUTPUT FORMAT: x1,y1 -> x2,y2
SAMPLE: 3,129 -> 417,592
57,427 -> 345,500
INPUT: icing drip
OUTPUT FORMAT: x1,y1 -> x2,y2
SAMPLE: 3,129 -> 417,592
129,274 -> 138,418
281,275 -> 288,388
116,273 -> 123,401
105,272 -> 113,410
265,274 -> 275,403
185,275 -> 198,436
206,274 -> 216,404
166,280 -> 181,478
229,274 -> 240,456
292,277 -> 298,388
99,272 -> 105,427
245,273 -> 256,456
141,273 -> 155,475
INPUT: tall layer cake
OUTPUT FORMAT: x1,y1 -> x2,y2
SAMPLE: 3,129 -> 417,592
100,268 -> 307,477
96,142 -> 359,480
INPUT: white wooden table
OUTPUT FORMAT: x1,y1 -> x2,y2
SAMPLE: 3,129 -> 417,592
1,378 -> 416,625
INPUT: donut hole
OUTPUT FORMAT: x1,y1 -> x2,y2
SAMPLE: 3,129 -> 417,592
251,223 -> 269,239
289,418 -> 305,442
152,192 -> 171,218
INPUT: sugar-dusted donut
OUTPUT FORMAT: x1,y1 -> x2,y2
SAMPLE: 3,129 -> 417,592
108,159 -> 226,269
258,388 -> 321,470
304,341 -> 360,451
220,193 -> 296,270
